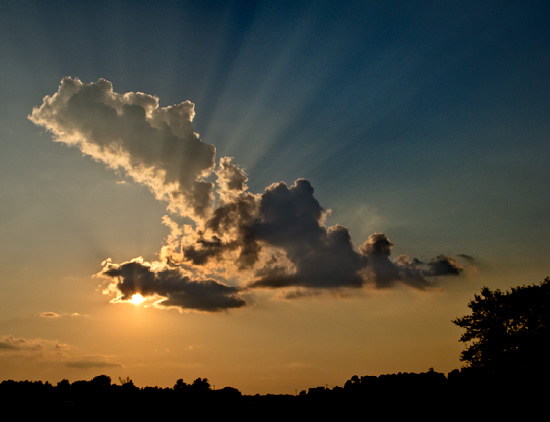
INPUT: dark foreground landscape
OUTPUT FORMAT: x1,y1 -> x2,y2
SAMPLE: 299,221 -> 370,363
0,369 -> 547,418
2,279 -> 549,418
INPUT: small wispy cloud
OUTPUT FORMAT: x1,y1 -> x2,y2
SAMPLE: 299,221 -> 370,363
36,311 -> 89,318
38,312 -> 61,318
65,356 -> 123,369
0,335 -> 68,354
0,335 -> 122,370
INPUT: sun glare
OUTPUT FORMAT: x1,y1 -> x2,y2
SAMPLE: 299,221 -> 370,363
130,293 -> 144,305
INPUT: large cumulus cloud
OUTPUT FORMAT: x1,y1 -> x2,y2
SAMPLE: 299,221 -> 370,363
30,78 -> 468,313
29,77 -> 215,219
188,179 -> 464,291
247,179 -> 366,289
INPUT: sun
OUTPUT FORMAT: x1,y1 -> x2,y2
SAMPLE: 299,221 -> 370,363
130,293 -> 144,305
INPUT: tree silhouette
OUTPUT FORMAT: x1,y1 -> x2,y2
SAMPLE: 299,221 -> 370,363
118,376 -> 133,386
174,378 -> 188,390
191,377 -> 210,391
453,277 -> 550,378
91,375 -> 111,389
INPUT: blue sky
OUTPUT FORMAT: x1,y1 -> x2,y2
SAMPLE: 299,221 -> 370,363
0,0 -> 549,392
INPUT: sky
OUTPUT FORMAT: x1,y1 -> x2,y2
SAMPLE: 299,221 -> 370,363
1,0 -> 549,394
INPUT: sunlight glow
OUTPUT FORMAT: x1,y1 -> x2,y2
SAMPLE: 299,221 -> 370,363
130,293 -> 145,305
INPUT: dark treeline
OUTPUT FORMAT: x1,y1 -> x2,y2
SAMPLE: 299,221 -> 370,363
0,368 -> 546,418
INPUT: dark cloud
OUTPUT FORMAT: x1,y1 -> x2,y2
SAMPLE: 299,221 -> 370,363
358,234 -> 464,288
206,193 -> 258,235
251,224 -> 365,289
99,258 -> 246,312
283,289 -> 323,300
0,337 -> 25,350
0,336 -> 42,351
422,254 -> 464,277
247,180 -> 365,289
65,356 -> 122,369
457,253 -> 477,264
359,233 -> 401,288
393,255 -> 430,288
0,335 -> 61,352
358,234 -> 428,289
177,177 -> 465,292
38,311 -> 61,318
182,235 -> 227,265
204,192 -> 261,268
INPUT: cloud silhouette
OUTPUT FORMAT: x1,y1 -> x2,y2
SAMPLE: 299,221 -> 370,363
99,258 -> 247,312
423,255 -> 464,277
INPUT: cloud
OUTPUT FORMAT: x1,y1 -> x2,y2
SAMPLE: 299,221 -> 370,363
422,255 -> 464,277
0,335 -> 41,351
457,253 -> 477,264
37,311 -> 88,318
70,312 -> 89,317
248,180 -> 365,288
29,77 -> 216,219
358,234 -> 429,289
190,178 -> 461,291
357,234 -> 464,289
359,233 -> 403,288
0,335 -> 68,354
98,257 -> 247,312
216,156 -> 249,202
65,356 -> 123,369
30,78 -> 469,311
38,311 -> 61,318
0,335 -> 122,371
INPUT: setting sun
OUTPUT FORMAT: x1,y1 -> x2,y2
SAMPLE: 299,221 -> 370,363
130,293 -> 144,305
